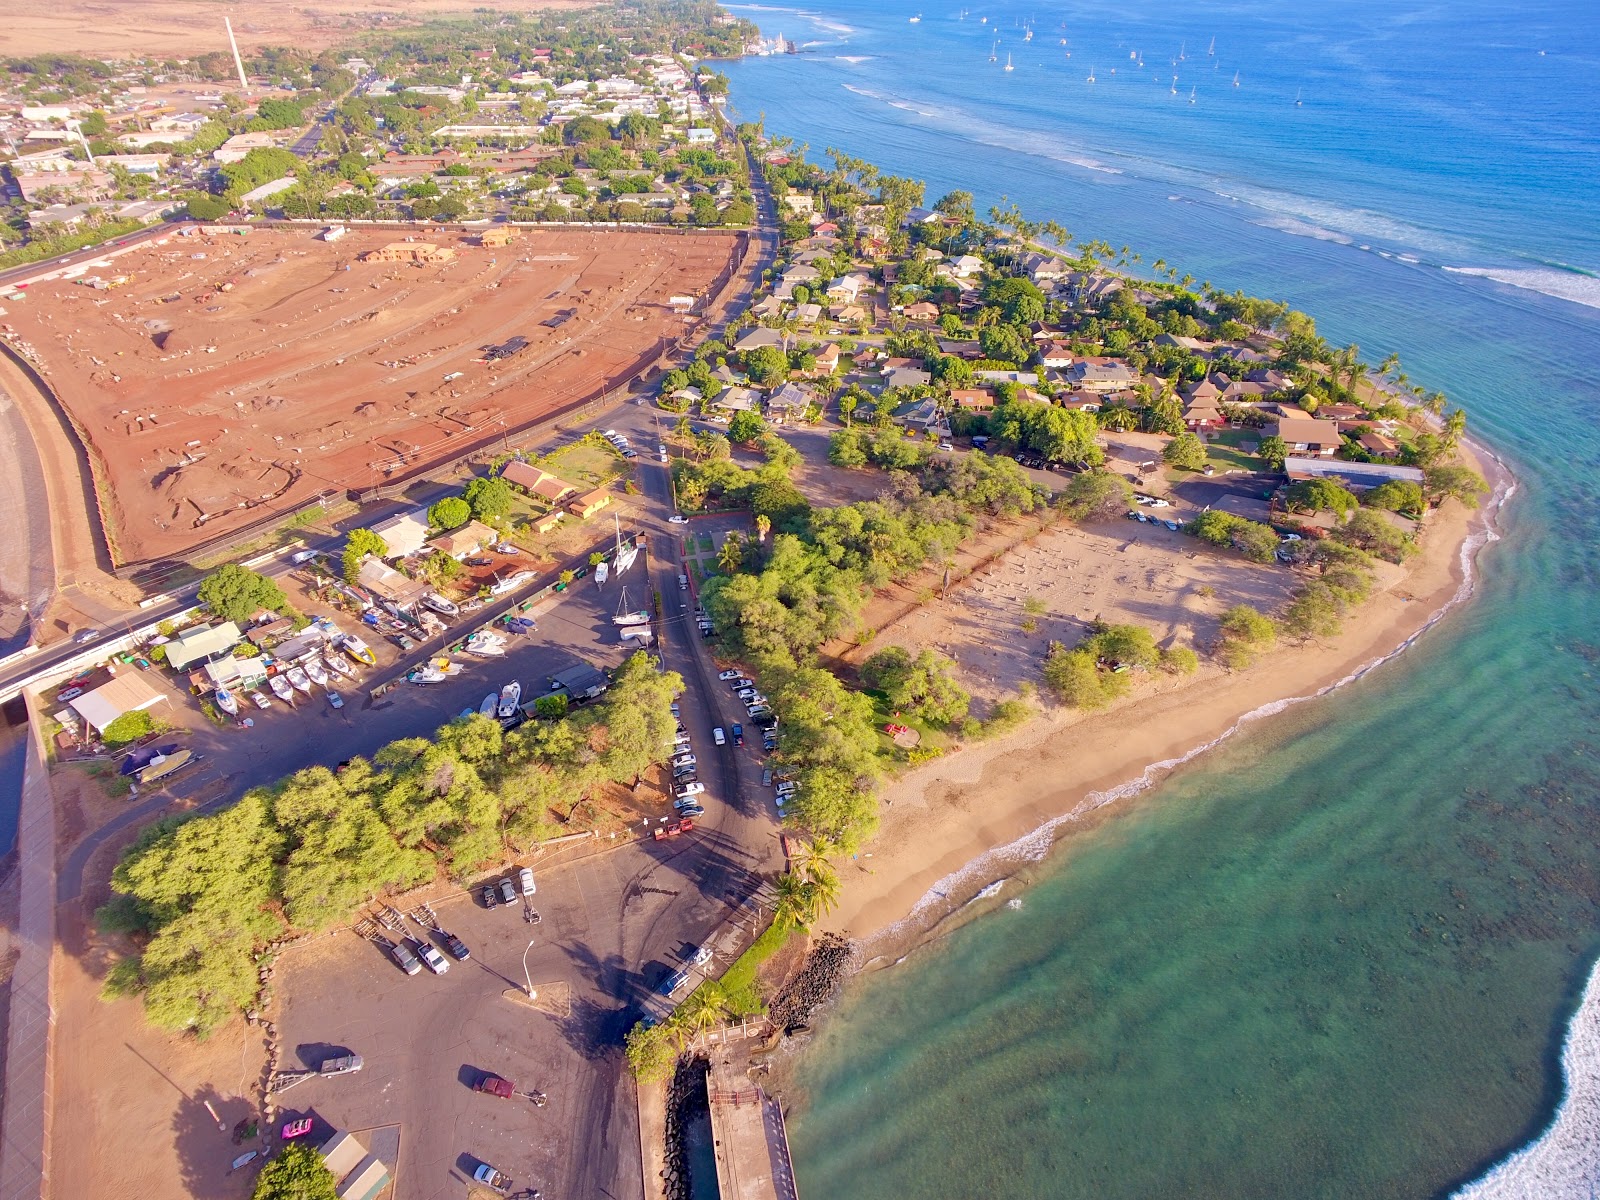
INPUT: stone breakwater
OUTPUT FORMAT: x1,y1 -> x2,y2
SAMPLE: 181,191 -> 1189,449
771,934 -> 855,1033
661,1054 -> 710,1200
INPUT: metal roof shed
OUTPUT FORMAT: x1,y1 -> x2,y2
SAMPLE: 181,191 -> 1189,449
165,622 -> 243,671
69,673 -> 169,733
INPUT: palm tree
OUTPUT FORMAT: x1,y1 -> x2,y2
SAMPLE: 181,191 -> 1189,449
717,533 -> 743,573
754,514 -> 771,543
804,860 -> 841,918
774,871 -> 813,930
677,983 -> 731,1042
792,837 -> 835,881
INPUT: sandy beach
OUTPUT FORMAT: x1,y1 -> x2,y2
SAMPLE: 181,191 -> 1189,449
819,444 -> 1511,958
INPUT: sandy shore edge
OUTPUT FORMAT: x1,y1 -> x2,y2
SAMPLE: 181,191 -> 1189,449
819,440 -> 1514,965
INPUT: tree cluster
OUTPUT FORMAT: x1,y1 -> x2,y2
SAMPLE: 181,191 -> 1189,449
100,653 -> 680,1033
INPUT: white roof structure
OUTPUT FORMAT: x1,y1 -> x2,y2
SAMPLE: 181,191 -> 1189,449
368,509 -> 431,558
69,673 -> 169,733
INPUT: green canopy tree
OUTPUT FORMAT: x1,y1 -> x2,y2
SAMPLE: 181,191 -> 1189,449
427,496 -> 471,530
342,528 -> 387,584
463,476 -> 513,521
197,563 -> 287,625
1163,432 -> 1208,470
251,1141 -> 338,1200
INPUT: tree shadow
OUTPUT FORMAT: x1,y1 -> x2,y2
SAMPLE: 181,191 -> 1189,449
171,1083 -> 259,1198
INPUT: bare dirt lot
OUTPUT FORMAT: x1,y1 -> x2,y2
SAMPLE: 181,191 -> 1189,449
3,0 -> 592,58
6,225 -> 738,563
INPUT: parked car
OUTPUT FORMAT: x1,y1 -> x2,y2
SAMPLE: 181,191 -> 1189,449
938,441 -> 955,452
494,542 -> 520,555
465,557 -> 493,567
71,629 -> 100,645
389,942 -> 421,975
731,723 -> 744,746
472,1162 -> 509,1192
712,727 -> 726,746
657,967 -> 692,996
678,574 -> 689,590
481,884 -> 499,909
395,633 -> 416,651
327,691 -> 344,710
289,549 -> 321,565
443,933 -> 471,960
730,677 -> 754,690
416,942 -> 449,975
675,803 -> 705,818
676,781 -> 706,798
669,515 -> 688,524
497,878 -> 517,904
718,669 -> 742,681
517,866 -> 536,896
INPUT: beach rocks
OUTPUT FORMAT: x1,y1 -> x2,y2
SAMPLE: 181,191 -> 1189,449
770,933 -> 855,1034
660,1055 -> 709,1200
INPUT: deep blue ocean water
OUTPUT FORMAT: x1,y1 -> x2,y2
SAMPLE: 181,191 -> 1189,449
718,1 -> 1600,1195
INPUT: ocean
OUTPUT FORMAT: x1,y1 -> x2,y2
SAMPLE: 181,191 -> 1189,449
716,0 -> 1600,1195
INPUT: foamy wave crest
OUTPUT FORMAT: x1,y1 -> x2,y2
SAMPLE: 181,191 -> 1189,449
723,3 -> 856,34
864,456 -> 1512,956
1453,956 -> 1600,1199
1253,214 -> 1355,245
835,55 -> 874,63
1442,265 -> 1600,312
1220,184 -> 1477,258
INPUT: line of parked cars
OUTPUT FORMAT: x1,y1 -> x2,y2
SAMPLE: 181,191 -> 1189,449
602,428 -> 638,459
670,710 -> 706,818
480,865 -> 538,910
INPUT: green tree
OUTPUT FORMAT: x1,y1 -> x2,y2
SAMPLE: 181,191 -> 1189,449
251,1141 -> 338,1200
1042,644 -> 1119,709
427,496 -> 471,530
1332,509 -> 1412,563
1285,478 -> 1358,517
342,528 -> 387,584
860,646 -> 970,727
463,476 -> 513,521
1423,464 -> 1488,509
1362,479 -> 1424,515
1218,604 -> 1277,669
102,710 -> 155,749
718,533 -> 744,573
1058,469 -> 1134,521
533,693 -> 568,720
624,1020 -> 680,1083
1258,434 -> 1288,471
183,192 -> 230,220
728,410 -> 767,444
1163,432 -> 1208,471
197,563 -> 287,625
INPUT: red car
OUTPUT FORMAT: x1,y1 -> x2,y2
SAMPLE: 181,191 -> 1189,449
475,1074 -> 515,1099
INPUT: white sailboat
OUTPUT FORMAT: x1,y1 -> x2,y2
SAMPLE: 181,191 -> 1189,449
988,40 -> 997,61
214,687 -> 239,716
1207,36 -> 1216,56
1233,70 -> 1241,87
304,658 -> 329,688
1295,88 -> 1303,106
287,666 -> 312,694
1004,53 -> 1014,71
612,512 -> 638,575
1189,86 -> 1197,104
1086,65 -> 1096,83
613,586 -> 650,627
269,674 -> 295,704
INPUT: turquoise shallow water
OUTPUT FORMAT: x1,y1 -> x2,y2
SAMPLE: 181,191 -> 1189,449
718,0 -> 1600,1194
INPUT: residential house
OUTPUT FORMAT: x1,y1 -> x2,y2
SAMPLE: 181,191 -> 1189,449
428,520 -> 498,561
810,343 -> 841,375
368,509 -> 431,558
356,559 -> 430,608
1038,342 -> 1075,369
903,301 -> 941,322
1062,357 -> 1138,393
1059,392 -> 1105,414
938,339 -> 984,360
1274,415 -> 1345,457
1025,254 -> 1070,284
794,302 -> 823,324
882,358 -> 932,390
733,326 -> 784,353
977,369 -> 1039,386
827,273 -> 872,302
750,294 -> 783,319
566,488 -> 613,519
830,303 -> 869,325
950,253 -> 985,278
765,381 -> 816,424
501,461 -> 575,504
213,131 -> 278,164
1182,395 -> 1225,430
782,193 -> 815,214
164,622 -> 243,672
1356,429 -> 1400,458
949,388 -> 997,412
891,395 -> 943,435
709,386 -> 761,413
1155,333 -> 1213,355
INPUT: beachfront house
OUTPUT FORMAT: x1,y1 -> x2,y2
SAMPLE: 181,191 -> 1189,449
1274,414 -> 1345,457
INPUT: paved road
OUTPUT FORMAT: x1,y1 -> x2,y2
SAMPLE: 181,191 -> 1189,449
0,384 -> 54,661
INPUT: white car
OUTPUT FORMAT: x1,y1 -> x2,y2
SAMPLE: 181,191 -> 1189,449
669,515 -> 689,524
675,782 -> 706,798
718,669 -> 741,680
417,943 -> 449,975
712,727 -> 726,746
518,866 -> 537,895
289,549 -> 321,565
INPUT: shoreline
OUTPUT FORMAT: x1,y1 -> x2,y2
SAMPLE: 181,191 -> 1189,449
818,438 -> 1514,966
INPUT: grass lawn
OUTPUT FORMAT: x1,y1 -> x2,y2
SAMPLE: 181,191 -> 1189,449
697,533 -> 715,554
865,689 -> 948,762
539,442 -> 626,489
712,920 -> 791,1016
1206,443 -> 1260,473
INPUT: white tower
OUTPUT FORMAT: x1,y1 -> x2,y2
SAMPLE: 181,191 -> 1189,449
225,18 -> 249,93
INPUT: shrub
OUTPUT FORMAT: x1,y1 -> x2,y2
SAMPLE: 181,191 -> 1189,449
1163,431 -> 1208,470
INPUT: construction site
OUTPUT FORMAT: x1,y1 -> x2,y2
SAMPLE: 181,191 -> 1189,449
0,223 -> 742,565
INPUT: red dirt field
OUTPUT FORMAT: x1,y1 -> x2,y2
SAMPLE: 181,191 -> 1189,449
3,224 -> 739,563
